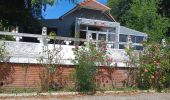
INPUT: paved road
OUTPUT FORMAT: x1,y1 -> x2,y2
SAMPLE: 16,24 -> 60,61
1,93 -> 170,100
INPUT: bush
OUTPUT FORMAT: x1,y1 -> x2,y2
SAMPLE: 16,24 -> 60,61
138,42 -> 170,90
72,42 -> 109,92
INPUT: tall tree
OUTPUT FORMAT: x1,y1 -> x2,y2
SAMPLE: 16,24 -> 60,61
0,0 -> 77,33
108,0 -> 170,42
159,0 -> 170,36
0,0 -> 43,33
108,0 -> 131,21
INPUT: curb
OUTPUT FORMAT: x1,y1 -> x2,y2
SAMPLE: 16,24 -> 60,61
0,90 -> 165,97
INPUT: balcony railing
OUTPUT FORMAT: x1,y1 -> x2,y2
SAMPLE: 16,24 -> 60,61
0,30 -> 140,67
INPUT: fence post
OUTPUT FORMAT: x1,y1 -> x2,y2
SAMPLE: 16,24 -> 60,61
42,27 -> 48,46
13,26 -> 22,42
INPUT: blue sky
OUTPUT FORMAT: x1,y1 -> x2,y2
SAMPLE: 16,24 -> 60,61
42,0 -> 108,19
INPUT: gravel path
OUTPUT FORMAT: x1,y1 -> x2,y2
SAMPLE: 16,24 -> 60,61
1,93 -> 170,100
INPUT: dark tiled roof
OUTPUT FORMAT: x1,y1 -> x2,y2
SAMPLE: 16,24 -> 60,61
79,0 -> 111,11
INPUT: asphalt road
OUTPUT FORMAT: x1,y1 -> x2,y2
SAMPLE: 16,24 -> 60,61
1,93 -> 170,100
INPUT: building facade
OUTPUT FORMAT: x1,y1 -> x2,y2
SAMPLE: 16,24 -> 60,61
44,0 -> 147,50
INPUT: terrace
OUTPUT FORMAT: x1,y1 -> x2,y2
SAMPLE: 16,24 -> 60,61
0,18 -> 147,67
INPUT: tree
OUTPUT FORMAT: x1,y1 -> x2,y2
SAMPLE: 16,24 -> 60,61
159,0 -> 170,36
108,0 -> 170,42
0,0 -> 77,33
0,0 -> 42,33
108,0 -> 131,21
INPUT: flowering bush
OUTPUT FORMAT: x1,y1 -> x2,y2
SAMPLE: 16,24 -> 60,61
72,41 -> 111,92
138,42 -> 170,90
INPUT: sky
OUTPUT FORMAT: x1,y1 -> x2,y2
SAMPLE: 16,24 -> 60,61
42,0 -> 108,19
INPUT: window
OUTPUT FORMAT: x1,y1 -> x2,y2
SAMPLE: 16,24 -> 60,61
134,45 -> 143,50
92,33 -> 96,40
119,44 -> 125,49
99,34 -> 106,40
119,34 -> 127,42
131,35 -> 135,43
108,34 -> 115,41
136,36 -> 144,43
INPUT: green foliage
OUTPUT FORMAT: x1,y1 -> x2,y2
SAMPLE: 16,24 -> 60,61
37,42 -> 63,91
0,43 -> 11,92
108,0 -> 170,42
49,31 -> 57,40
108,0 -> 131,21
159,0 -> 170,18
0,43 -> 8,62
0,36 -> 15,41
72,42 -> 109,92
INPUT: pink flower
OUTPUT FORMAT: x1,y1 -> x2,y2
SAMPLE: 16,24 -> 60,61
156,62 -> 160,66
151,76 -> 155,79
104,48 -> 107,51
144,69 -> 148,72
106,58 -> 113,62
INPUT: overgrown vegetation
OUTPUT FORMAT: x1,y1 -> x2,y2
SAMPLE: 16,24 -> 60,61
108,0 -> 170,91
72,41 -> 111,93
124,38 -> 170,91
137,41 -> 170,91
0,43 -> 9,62
0,43 -> 12,92
37,32 -> 63,92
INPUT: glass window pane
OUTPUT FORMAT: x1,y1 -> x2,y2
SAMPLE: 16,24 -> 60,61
119,44 -> 125,49
131,35 -> 135,43
108,34 -> 115,41
119,34 -> 127,42
99,34 -> 106,40
134,45 -> 143,50
92,33 -> 96,40
136,36 -> 144,43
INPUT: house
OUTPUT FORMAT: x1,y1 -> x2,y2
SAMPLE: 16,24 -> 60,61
43,0 -> 147,50
0,0 -> 148,89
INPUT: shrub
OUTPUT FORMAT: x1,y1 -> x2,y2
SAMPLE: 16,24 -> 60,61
37,32 -> 63,91
138,41 -> 170,90
72,41 -> 110,92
